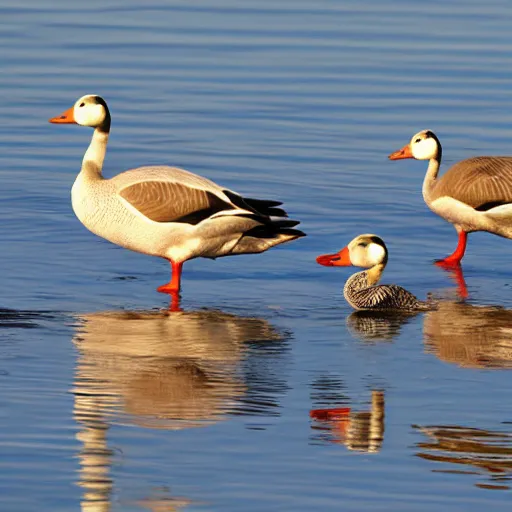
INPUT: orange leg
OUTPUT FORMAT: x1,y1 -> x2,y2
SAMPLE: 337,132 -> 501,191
157,260 -> 183,294
435,231 -> 467,267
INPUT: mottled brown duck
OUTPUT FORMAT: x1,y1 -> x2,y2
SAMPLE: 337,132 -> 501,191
316,234 -> 432,311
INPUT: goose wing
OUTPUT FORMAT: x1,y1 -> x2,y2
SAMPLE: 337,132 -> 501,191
116,166 -> 265,224
434,157 -> 512,210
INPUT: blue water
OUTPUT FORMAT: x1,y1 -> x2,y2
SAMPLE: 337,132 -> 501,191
1,0 -> 512,510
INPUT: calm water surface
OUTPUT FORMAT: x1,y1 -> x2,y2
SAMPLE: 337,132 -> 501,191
1,0 -> 512,510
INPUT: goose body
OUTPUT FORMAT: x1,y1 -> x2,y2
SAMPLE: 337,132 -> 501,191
316,234 -> 431,311
50,95 -> 305,299
389,130 -> 512,266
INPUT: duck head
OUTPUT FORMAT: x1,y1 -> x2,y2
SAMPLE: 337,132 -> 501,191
316,234 -> 388,268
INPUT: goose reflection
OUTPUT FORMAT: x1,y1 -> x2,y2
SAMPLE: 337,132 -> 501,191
72,308 -> 289,511
423,301 -> 512,368
413,423 -> 512,490
310,382 -> 385,453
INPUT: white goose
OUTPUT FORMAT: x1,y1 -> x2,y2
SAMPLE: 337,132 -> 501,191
389,130 -> 512,266
50,95 -> 305,299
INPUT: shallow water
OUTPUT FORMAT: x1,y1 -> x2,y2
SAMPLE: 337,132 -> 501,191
1,0 -> 512,510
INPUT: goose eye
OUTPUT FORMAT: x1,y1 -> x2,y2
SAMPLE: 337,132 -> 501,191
79,102 -> 85,107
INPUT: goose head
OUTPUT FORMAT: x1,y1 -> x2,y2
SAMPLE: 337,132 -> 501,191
316,234 -> 388,268
388,130 -> 441,161
49,94 -> 110,130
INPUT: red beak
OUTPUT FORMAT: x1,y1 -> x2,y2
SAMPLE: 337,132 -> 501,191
388,144 -> 413,160
316,246 -> 351,266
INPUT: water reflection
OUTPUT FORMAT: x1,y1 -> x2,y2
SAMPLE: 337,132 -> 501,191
136,488 -> 191,511
75,394 -> 192,512
413,424 -> 512,490
346,310 -> 419,342
310,381 -> 385,453
74,401 -> 113,512
423,301 -> 512,369
72,308 -> 289,510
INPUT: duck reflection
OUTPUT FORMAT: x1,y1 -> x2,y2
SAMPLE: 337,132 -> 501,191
309,378 -> 385,452
72,308 -> 289,511
423,301 -> 512,368
413,424 -> 512,490
346,310 -> 420,342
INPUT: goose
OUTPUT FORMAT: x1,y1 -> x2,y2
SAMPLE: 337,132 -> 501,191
389,130 -> 512,266
316,234 -> 432,311
49,94 -> 305,300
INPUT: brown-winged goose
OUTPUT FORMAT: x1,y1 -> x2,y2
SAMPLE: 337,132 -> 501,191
49,94 -> 305,302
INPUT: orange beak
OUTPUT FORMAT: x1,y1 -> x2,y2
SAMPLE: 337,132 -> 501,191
388,144 -> 413,160
316,246 -> 351,267
49,106 -> 76,124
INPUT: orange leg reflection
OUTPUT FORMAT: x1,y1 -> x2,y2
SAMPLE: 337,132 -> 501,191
436,264 -> 469,299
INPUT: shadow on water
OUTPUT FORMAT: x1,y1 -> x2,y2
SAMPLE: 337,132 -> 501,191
72,308 -> 290,510
413,424 -> 512,491
0,308 -> 55,329
309,378 -> 385,453
423,301 -> 512,369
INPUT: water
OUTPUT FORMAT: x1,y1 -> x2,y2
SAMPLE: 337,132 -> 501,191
1,0 -> 512,509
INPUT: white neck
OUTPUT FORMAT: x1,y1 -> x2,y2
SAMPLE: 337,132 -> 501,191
80,128 -> 109,181
422,157 -> 441,204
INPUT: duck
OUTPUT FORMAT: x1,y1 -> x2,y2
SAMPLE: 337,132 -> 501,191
389,130 -> 512,266
316,234 -> 432,311
49,94 -> 305,301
